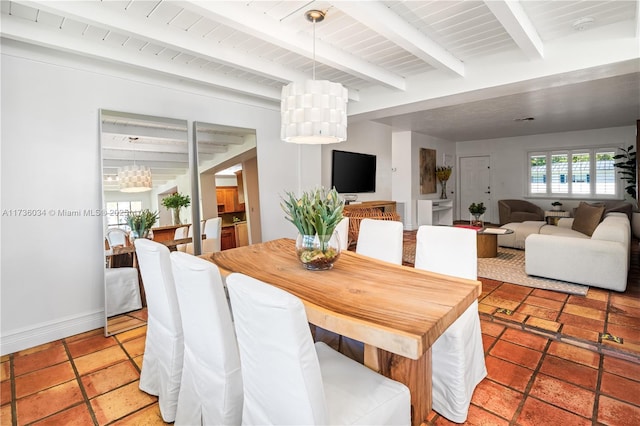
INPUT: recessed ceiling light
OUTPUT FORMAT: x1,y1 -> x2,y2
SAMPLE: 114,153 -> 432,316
514,117 -> 535,122
572,17 -> 595,31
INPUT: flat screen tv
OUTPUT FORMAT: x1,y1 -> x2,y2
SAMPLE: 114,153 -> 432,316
331,150 -> 376,193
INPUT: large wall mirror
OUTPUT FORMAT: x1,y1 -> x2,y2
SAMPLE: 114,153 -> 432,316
100,110 -> 260,336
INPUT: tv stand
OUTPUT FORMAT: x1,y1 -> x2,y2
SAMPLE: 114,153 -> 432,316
343,200 -> 396,213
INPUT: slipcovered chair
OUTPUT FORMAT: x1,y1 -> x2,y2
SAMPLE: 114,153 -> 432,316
498,199 -> 544,225
104,267 -> 141,317
201,217 -> 223,253
134,239 -> 183,423
226,273 -> 411,425
173,225 -> 189,240
414,225 -> 487,423
170,252 -> 242,425
334,217 -> 350,251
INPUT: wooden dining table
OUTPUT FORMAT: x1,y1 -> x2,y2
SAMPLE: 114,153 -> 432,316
204,238 -> 482,426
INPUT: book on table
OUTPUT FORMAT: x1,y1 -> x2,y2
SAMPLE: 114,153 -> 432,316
482,228 -> 508,234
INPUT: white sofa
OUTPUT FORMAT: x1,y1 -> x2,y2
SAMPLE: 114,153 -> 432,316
523,213 -> 631,291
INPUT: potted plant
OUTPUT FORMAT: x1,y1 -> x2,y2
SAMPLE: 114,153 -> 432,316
551,201 -> 563,211
161,192 -> 191,225
468,202 -> 486,227
436,166 -> 452,199
281,187 -> 344,270
126,209 -> 159,241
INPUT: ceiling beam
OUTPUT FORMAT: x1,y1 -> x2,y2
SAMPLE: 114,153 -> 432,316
179,0 -> 405,91
334,1 -> 465,77
484,0 -> 544,59
1,11 -> 281,101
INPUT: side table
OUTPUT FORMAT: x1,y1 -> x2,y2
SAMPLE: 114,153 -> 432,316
544,210 -> 571,225
477,228 -> 514,258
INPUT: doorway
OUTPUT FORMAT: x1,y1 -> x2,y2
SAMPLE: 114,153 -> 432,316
459,156 -> 492,223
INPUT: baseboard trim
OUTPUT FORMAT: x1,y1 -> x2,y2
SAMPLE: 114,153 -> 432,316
1,310 -> 104,356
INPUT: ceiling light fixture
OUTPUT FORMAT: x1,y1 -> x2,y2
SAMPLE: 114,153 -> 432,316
280,10 -> 348,144
572,17 -> 595,31
118,137 -> 152,192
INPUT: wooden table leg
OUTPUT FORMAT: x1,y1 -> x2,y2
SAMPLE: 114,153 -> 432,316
365,344 -> 431,426
477,233 -> 498,258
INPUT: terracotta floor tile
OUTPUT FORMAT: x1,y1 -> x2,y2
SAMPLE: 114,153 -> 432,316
516,396 -> 591,426
1,380 -> 11,405
456,404 -> 510,426
81,361 -> 139,399
30,403 -> 94,426
528,373 -> 595,418
129,309 -> 148,322
489,340 -> 543,370
489,289 -> 529,304
563,304 -> 606,321
1,361 -> 9,381
15,379 -> 83,425
539,355 -> 598,389
479,320 -> 505,337
547,341 -> 600,368
497,283 -> 533,298
116,325 -> 147,343
477,303 -> 497,315
13,344 -> 68,377
15,361 -> 75,399
1,403 -> 12,426
481,334 -> 497,353
567,295 -> 607,311
64,328 -> 105,343
606,323 -> 640,344
470,379 -> 522,420
479,295 -> 521,311
501,327 -> 549,352
610,293 -> 640,309
597,395 -> 640,426
132,355 -> 143,371
560,324 -> 600,342
517,303 -> 559,321
484,355 -> 533,392
90,381 -> 156,425
602,356 -> 640,382
0,355 -> 8,363
73,345 -> 129,376
531,288 -> 568,302
525,316 -> 561,332
608,312 -> 640,329
610,302 -> 640,318
558,312 -> 605,332
495,310 -> 527,323
110,403 -> 164,426
121,336 -> 146,358
521,295 -> 565,310
67,334 -> 118,358
602,338 -> 640,359
15,341 -> 62,357
586,287 -> 609,302
600,371 -> 640,406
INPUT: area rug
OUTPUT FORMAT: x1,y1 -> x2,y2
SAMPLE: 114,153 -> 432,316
402,243 -> 589,296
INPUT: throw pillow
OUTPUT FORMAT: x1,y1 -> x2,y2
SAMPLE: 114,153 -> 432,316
572,202 -> 605,236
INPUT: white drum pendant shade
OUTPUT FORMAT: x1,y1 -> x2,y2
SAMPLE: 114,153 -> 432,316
281,80 -> 348,144
118,164 -> 152,192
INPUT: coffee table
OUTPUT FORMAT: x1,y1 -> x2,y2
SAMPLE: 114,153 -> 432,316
477,228 -> 514,258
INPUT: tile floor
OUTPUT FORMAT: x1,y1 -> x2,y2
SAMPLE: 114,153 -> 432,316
2,234 -> 639,425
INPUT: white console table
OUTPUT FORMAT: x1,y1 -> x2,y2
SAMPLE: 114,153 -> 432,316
417,199 -> 453,226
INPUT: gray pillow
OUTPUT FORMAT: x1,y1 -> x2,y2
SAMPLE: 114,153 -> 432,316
572,202 -> 605,236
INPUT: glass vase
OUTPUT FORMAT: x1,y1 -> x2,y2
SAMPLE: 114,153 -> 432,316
172,208 -> 182,225
295,233 -> 341,271
440,180 -> 448,199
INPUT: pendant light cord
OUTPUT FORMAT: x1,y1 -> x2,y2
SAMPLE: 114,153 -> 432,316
312,17 -> 316,81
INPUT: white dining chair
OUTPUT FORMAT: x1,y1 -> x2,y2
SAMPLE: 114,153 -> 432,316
169,252 -> 242,425
226,273 -> 411,425
334,216 -> 350,250
414,225 -> 487,424
133,238 -> 183,423
356,218 -> 404,265
173,225 -> 189,240
106,227 -> 128,247
201,217 -> 222,253
104,267 -> 141,317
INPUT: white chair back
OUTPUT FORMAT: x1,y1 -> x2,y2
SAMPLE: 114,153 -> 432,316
170,252 -> 242,425
104,267 -> 141,317
202,217 -> 223,253
133,238 -> 183,423
174,226 -> 188,240
106,228 -> 128,247
414,225 -> 486,423
227,273 -> 328,425
334,217 -> 349,251
356,218 -> 403,264
415,225 -> 477,279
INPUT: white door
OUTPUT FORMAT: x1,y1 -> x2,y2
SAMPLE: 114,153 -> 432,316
459,156 -> 492,223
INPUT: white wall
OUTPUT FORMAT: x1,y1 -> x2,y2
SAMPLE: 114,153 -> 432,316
456,126 -> 636,223
321,120 -> 393,200
1,41 -> 318,354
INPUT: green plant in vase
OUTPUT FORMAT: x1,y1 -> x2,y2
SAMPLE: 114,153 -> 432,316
161,192 -> 191,225
126,209 -> 159,240
281,187 -> 345,270
436,166 -> 452,199
468,202 -> 486,227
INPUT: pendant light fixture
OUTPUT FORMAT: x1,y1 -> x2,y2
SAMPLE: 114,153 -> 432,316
118,137 -> 152,192
280,10 -> 348,144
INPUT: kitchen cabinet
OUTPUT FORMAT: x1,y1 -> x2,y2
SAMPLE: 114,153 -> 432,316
234,222 -> 249,247
221,225 -> 236,250
216,186 -> 238,213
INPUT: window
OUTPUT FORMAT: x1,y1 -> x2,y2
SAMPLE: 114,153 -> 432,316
528,147 -> 619,198
106,201 -> 142,230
